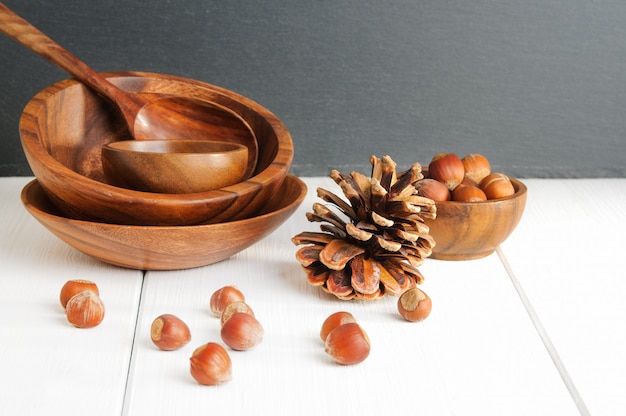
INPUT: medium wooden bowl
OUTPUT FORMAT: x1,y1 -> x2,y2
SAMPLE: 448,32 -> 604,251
20,71 -> 293,225
21,174 -> 307,270
424,177 -> 527,260
101,140 -> 249,193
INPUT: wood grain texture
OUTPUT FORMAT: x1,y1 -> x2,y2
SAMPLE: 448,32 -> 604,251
0,2 -> 260,178
101,140 -> 249,193
21,174 -> 306,270
19,72 -> 293,225
425,177 -> 527,260
0,3 -> 145,129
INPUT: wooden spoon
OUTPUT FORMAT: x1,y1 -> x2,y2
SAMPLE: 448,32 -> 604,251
0,3 -> 258,176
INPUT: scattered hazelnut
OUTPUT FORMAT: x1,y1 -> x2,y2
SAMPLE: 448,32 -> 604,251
65,290 -> 105,328
480,173 -> 515,199
210,286 -> 245,317
189,342 -> 232,386
220,312 -> 264,351
220,301 -> 255,326
452,184 -> 487,202
462,153 -> 491,184
397,287 -> 432,322
428,153 -> 465,191
59,279 -> 99,309
415,178 -> 450,202
324,322 -> 370,365
320,311 -> 357,342
150,314 -> 191,351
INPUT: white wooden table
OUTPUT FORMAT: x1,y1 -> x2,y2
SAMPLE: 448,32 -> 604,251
1,176 -> 624,416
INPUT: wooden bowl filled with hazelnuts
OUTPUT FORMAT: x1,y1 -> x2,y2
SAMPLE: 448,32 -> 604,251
416,153 -> 527,261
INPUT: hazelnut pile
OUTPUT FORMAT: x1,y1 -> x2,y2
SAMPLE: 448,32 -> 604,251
60,279 -> 105,328
320,312 -> 370,365
211,286 -> 264,352
149,285 -> 264,386
416,153 -> 515,202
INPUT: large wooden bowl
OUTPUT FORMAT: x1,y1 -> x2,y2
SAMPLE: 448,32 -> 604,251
424,177 -> 527,260
20,72 -> 293,225
21,175 -> 307,270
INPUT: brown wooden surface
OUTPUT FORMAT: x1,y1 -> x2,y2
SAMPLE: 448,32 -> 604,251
101,140 -> 249,193
424,178 -> 527,260
19,72 -> 293,225
21,174 -> 306,270
0,3 -> 258,175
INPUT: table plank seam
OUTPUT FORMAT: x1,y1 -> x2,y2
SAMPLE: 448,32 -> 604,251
496,247 -> 590,416
120,271 -> 146,416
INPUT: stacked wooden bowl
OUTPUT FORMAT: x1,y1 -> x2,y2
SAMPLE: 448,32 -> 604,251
19,72 -> 305,270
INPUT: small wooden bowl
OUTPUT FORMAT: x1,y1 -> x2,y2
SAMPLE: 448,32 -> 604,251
20,71 -> 293,225
21,174 -> 307,270
101,140 -> 249,193
424,177 -> 527,260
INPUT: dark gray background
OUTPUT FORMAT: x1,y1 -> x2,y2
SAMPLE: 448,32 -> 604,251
1,0 -> 625,178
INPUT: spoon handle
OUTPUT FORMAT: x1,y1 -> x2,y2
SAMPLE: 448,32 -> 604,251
0,3 -> 142,119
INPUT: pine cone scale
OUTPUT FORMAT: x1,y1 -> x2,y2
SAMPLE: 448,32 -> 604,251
350,255 -> 381,295
305,265 -> 328,286
295,245 -> 322,267
319,239 -> 365,271
325,268 -> 355,299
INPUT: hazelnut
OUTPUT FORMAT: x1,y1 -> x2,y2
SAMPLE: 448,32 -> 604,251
189,342 -> 232,385
451,184 -> 487,202
65,290 -> 105,328
459,176 -> 478,187
428,153 -> 465,191
397,287 -> 432,322
320,311 -> 357,342
324,322 -> 370,365
415,178 -> 450,202
220,301 -> 255,326
480,173 -> 515,199
150,314 -> 191,351
220,312 -> 264,351
210,286 -> 245,317
462,153 -> 491,184
60,279 -> 99,309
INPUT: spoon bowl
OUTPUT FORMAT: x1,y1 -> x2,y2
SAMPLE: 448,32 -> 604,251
102,140 -> 249,193
0,4 -> 258,174
20,71 -> 293,225
132,95 -> 258,176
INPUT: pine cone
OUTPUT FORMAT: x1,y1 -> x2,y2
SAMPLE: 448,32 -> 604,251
292,155 -> 436,300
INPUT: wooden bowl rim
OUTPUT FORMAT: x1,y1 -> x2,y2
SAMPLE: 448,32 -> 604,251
20,71 -> 293,200
21,174 -> 307,230
102,140 -> 248,155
